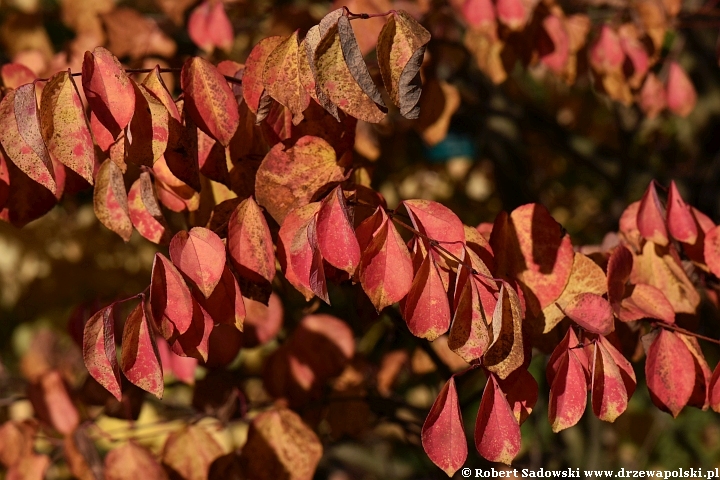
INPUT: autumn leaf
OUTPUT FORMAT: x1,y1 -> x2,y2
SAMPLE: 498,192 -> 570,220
82,303 -> 122,401
241,408 -> 323,480
277,202 -> 322,300
121,299 -> 163,399
400,252 -> 451,341
255,135 -> 345,224
162,425 -> 223,480
82,46 -> 135,137
563,292 -> 614,335
316,186 -> 361,274
644,329 -> 694,417
0,85 -> 56,195
403,199 -> 466,258
448,270 -> 491,362
499,369 -> 538,425
39,71 -> 95,184
475,375 -> 521,464
357,209 -> 414,311
149,253 -> 193,338
198,265 -> 245,331
227,197 -> 276,284
376,10 -> 430,119
127,171 -> 170,244
548,347 -> 588,432
169,227 -> 226,298
637,181 -> 668,246
27,370 -> 79,435
263,31 -> 310,125
1,63 -> 36,89
483,283 -> 524,380
105,442 -> 168,480
188,1 -> 234,54
666,62 -> 696,118
667,180 -> 698,244
93,159 -> 133,241
242,36 -> 285,116
422,377 -> 467,476
169,298 -> 214,362
181,57 -> 239,146
125,82 -> 169,167
591,339 -> 630,422
314,17 -> 386,123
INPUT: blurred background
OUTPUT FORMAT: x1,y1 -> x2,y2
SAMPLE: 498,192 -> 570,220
1,0 -> 720,478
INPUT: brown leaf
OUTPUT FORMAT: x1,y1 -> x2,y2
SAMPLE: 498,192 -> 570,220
377,10 -> 430,119
162,425 -> 224,480
241,408 -> 322,480
125,83 -> 170,167
483,284 -> 524,379
27,370 -> 79,435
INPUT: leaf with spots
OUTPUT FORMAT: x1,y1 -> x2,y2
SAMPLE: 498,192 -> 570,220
357,208 -> 414,311
121,297 -> 163,399
475,374 -> 521,465
400,252 -> 451,341
255,135 -> 345,224
644,329 -> 694,417
377,10 -> 431,119
228,197 -> 276,284
263,31 -> 310,125
40,71 -> 95,184
422,377 -> 467,477
82,302 -> 123,401
82,47 -> 135,137
277,202 -> 321,301
242,36 -> 285,115
142,66 -> 181,122
181,57 -> 239,146
169,227 -> 226,298
93,158 -> 133,241
483,284 -> 524,380
314,19 -> 386,123
563,293 -> 614,335
0,85 -> 56,194
128,171 -> 170,245
316,186 -> 361,275
150,253 -> 193,338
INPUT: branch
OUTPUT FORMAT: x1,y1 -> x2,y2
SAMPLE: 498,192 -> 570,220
33,67 -> 243,85
651,321 -> 720,346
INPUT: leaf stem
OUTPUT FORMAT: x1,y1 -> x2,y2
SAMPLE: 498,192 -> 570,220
342,6 -> 396,19
651,321 -> 720,346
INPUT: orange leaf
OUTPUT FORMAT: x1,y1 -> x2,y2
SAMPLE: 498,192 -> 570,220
228,196 -> 276,284
104,442 -> 167,480
181,57 -> 239,146
263,31 -> 311,125
39,71 -> 95,184
242,36 -> 285,115
162,425 -> 223,480
422,377 -> 467,476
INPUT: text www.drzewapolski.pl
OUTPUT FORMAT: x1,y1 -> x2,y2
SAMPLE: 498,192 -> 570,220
461,468 -> 720,478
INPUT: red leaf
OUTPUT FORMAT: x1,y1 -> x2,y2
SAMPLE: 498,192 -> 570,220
316,186 -> 361,274
462,0 -> 496,30
198,264 -> 245,331
548,348 -> 588,432
639,73 -> 667,119
188,1 -> 234,53
547,327 -> 587,386
403,199 -> 466,258
637,181 -> 668,246
169,227 -> 226,298
666,62 -> 696,118
357,210 -> 414,311
475,375 -> 521,465
421,377 -> 467,476
277,202 -> 322,300
606,245 -> 633,306
400,252 -> 451,341
599,335 -> 636,399
448,270 -> 491,363
169,298 -> 214,362
157,337 -> 197,385
93,158 -> 133,241
618,283 -> 676,324
495,0 -> 532,30
704,225 -> 720,278
306,216 -> 330,303
82,303 -> 122,401
539,15 -> 570,73
228,197 -> 276,284
1,63 -> 35,88
644,329 -> 694,417
0,85 -> 56,194
242,36 -> 284,115
677,334 -> 711,410
499,369 -> 538,425
149,253 -> 193,338
181,57 -> 239,146
591,340 -> 629,422
667,180 -> 698,244
128,172 -> 170,244
28,370 -> 79,435
483,283 -> 524,380
709,361 -> 720,413
589,25 -> 624,74
563,292 -> 614,335
39,71 -> 95,184
82,47 -> 135,136
121,299 -> 163,399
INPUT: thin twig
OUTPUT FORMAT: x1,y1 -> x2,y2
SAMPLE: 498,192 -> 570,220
651,321 -> 720,346
34,67 -> 243,85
